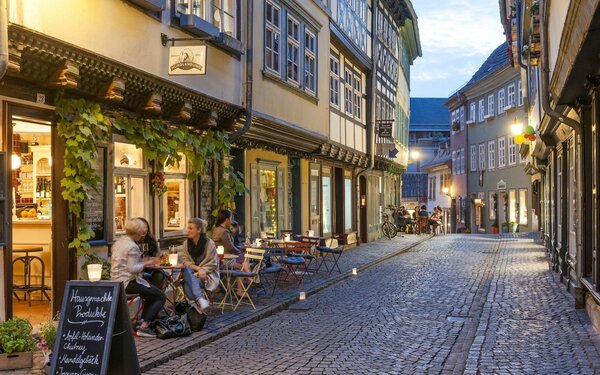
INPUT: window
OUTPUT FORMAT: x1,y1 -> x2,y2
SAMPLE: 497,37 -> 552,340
163,155 -> 189,234
508,136 -> 517,165
519,188 -> 527,224
353,73 -> 362,119
487,94 -> 494,117
470,145 -> 477,172
498,89 -> 505,114
518,80 -> 523,106
460,148 -> 465,174
498,137 -> 506,167
322,168 -> 332,235
212,0 -> 236,35
507,83 -> 516,107
344,177 -> 352,231
304,31 -> 316,92
329,55 -> 340,106
113,142 -> 147,236
286,15 -> 300,83
489,191 -> 496,220
460,107 -> 465,129
478,99 -> 485,122
478,144 -> 485,171
488,141 -> 496,170
470,103 -> 476,122
310,165 -> 320,234
509,189 -> 517,222
176,0 -> 236,36
265,1 -> 281,73
452,151 -> 457,175
344,68 -> 353,115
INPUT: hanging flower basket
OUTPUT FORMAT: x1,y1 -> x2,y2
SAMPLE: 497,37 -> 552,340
150,171 -> 168,196
451,121 -> 460,132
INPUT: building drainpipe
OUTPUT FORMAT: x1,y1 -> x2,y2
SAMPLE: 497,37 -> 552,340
0,0 -> 8,81
540,0 -> 582,288
229,0 -> 253,142
356,0 -> 378,243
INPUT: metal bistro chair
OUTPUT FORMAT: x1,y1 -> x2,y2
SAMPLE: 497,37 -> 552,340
417,216 -> 429,235
259,247 -> 285,297
232,248 -> 265,310
316,233 -> 347,275
280,242 -> 313,285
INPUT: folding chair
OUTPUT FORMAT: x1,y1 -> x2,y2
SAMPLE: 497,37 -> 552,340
316,233 -> 347,275
126,294 -> 143,330
280,242 -> 313,286
232,248 -> 265,310
416,217 -> 429,235
259,248 -> 285,297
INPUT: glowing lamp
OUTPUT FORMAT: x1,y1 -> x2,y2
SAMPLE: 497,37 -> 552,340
87,264 -> 102,282
352,268 -> 358,275
168,253 -> 179,266
11,154 -> 21,170
510,119 -> 523,135
307,230 -> 315,237
299,292 -> 306,301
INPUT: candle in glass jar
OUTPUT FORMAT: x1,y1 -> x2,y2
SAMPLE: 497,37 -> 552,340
87,264 -> 102,282
168,253 -> 178,266
216,246 -> 225,255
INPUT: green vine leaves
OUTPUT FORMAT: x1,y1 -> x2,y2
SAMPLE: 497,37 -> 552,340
55,96 -> 246,259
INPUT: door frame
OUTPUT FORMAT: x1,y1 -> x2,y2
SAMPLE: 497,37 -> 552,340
3,102 -> 62,318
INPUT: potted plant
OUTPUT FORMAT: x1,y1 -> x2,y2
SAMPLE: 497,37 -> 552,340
508,221 -> 518,233
0,318 -> 36,371
37,318 -> 58,374
451,120 -> 460,132
491,220 -> 499,234
529,0 -> 539,16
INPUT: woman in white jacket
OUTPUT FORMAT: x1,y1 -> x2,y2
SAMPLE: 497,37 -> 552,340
111,218 -> 166,337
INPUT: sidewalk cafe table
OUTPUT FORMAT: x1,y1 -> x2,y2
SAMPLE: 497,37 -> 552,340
145,264 -> 186,311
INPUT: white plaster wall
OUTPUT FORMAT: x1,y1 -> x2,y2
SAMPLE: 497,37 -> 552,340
252,0 -> 329,136
9,0 -> 242,105
547,0 -> 569,76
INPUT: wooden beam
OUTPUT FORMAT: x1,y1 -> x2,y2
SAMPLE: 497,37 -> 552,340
47,60 -> 79,89
143,93 -> 162,113
102,77 -> 126,102
170,101 -> 193,121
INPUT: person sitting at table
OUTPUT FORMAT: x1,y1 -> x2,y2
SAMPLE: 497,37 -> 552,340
230,220 -> 245,247
212,209 -> 251,297
111,218 -> 166,337
180,218 -> 219,314
137,217 -> 166,289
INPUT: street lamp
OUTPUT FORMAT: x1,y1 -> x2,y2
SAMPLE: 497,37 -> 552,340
510,118 -> 523,135
442,187 -> 449,195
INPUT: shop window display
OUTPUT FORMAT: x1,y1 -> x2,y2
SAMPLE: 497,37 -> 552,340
259,169 -> 278,235
163,154 -> 188,233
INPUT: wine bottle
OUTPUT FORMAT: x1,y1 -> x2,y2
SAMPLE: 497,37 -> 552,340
116,178 -> 122,194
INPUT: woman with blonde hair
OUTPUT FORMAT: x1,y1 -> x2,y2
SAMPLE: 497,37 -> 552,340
180,218 -> 220,314
111,218 -> 166,337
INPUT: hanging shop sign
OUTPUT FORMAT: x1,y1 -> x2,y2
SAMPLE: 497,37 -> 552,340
378,122 -> 393,138
168,46 -> 207,75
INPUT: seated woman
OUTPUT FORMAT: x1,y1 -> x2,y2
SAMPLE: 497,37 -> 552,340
212,209 -> 251,297
111,218 -> 166,337
180,218 -> 219,314
230,220 -> 245,247
137,217 -> 166,289
428,207 -> 442,232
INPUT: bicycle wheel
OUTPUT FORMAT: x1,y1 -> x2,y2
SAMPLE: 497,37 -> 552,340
382,222 -> 392,240
389,223 -> 398,238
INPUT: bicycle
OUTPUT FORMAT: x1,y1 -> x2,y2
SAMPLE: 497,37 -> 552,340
381,212 -> 398,240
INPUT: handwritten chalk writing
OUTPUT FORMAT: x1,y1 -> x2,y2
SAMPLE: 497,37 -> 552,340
59,353 -> 100,369
69,289 -> 112,307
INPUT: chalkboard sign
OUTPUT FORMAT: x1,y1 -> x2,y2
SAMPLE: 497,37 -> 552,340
84,148 -> 106,242
50,281 -> 139,375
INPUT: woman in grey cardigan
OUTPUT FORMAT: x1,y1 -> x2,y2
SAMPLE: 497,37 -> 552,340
110,218 -> 166,337
180,218 -> 219,314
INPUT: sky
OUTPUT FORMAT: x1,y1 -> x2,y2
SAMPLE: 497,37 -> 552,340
410,0 -> 507,98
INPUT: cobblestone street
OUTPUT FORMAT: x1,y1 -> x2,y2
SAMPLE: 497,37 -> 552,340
146,235 -> 600,374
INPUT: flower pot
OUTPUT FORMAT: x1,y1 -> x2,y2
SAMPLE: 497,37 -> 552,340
491,226 -> 499,234
0,351 -> 34,371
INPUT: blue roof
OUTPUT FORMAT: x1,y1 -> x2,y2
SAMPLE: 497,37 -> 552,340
462,43 -> 511,90
409,98 -> 450,131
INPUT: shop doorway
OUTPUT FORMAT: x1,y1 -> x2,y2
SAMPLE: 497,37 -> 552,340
359,175 -> 366,243
4,104 -> 55,324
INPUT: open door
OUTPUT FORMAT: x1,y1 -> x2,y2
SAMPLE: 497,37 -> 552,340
359,175 -> 367,243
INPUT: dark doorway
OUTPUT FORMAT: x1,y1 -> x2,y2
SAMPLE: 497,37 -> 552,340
290,158 -> 302,234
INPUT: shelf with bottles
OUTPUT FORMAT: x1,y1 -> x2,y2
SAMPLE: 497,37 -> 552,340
34,176 -> 52,202
114,176 -> 127,196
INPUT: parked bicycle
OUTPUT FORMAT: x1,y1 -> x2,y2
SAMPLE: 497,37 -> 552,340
381,211 -> 398,240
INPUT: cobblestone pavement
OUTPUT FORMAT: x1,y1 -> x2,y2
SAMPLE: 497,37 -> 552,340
146,235 -> 600,375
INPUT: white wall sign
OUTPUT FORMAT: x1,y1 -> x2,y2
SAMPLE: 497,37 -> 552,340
168,46 -> 207,75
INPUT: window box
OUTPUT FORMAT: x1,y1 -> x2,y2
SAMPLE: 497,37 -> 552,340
484,114 -> 495,121
214,32 -> 244,56
504,104 -> 516,112
127,0 -> 165,11
180,13 -> 220,38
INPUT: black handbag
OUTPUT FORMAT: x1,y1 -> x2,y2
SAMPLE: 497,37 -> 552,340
155,313 -> 191,339
174,301 -> 207,332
